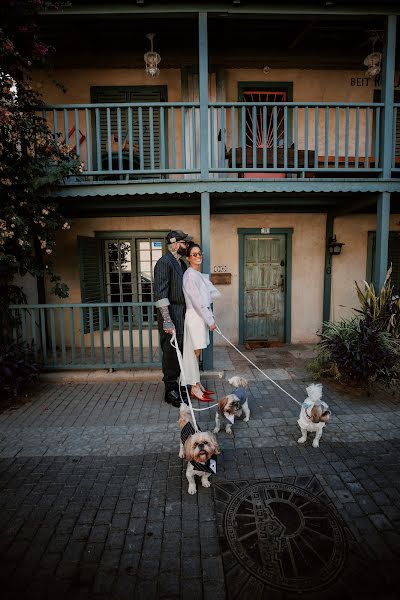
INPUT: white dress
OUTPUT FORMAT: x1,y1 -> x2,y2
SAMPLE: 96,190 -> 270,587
181,268 -> 221,386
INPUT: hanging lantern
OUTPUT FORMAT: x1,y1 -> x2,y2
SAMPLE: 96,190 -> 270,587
364,52 -> 382,79
144,33 -> 161,77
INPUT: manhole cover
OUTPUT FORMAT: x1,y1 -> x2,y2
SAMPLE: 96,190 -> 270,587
224,480 -> 347,593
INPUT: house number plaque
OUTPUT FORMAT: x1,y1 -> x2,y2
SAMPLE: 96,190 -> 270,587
211,266 -> 231,285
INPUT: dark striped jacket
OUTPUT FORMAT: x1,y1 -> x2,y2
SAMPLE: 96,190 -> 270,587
153,251 -> 187,334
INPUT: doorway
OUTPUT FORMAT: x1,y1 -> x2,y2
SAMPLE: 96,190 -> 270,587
239,229 -> 292,343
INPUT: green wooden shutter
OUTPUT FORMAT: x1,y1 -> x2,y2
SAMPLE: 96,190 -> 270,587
91,86 -> 167,176
367,231 -> 400,294
388,232 -> 400,294
78,236 -> 105,332
395,91 -> 400,157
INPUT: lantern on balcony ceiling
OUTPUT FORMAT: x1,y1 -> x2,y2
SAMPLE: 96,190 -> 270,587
144,33 -> 161,77
364,52 -> 382,79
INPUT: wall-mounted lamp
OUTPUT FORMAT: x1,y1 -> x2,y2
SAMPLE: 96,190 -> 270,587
328,235 -> 345,256
144,33 -> 161,77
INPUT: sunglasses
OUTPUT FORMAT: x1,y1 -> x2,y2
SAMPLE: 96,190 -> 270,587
190,252 -> 204,258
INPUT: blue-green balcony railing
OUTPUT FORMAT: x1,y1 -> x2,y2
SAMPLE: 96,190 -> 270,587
10,303 -> 161,370
41,102 -> 201,180
40,100 -> 400,181
210,101 -> 386,177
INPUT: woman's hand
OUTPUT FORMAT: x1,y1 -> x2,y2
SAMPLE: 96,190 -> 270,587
209,323 -> 217,332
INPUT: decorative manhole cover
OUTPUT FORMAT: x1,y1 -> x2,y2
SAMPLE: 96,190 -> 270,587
223,480 -> 347,593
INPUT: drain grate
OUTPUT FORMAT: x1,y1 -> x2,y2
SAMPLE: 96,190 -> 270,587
214,476 -> 364,598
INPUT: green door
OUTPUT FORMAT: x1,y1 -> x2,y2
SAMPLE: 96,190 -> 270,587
244,235 -> 286,341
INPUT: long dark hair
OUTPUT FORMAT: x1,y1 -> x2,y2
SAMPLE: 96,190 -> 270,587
185,242 -> 202,258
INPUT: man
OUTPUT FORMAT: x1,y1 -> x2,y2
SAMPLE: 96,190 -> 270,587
154,230 -> 192,407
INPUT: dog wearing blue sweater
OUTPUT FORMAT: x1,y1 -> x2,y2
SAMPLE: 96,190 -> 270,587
213,376 -> 250,435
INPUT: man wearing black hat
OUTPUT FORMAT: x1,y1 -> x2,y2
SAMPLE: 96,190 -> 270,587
154,230 -> 193,407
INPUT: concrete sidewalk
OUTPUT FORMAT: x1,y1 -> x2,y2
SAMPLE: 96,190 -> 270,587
0,344 -> 400,599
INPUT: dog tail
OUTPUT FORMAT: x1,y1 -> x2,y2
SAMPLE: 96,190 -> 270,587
228,376 -> 248,388
306,383 -> 323,402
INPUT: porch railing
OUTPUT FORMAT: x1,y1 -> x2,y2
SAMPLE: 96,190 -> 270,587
41,102 -> 201,179
10,303 -> 161,370
40,100 -> 400,181
210,102 -> 384,176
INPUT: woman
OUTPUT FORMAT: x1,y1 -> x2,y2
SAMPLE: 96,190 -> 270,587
181,242 -> 221,401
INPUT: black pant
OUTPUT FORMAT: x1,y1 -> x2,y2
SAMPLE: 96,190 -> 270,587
160,330 -> 183,391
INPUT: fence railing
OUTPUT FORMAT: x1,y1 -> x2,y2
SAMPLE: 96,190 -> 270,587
210,102 -> 384,176
41,102 -> 201,179
10,303 -> 161,370
39,100 -> 400,180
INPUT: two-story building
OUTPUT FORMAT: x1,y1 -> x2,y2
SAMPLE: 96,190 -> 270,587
13,0 -> 400,371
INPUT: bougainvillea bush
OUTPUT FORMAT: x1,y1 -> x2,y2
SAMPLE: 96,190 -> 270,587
1,1 -> 80,346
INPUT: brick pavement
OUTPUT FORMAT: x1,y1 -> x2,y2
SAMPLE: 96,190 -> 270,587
0,345 -> 400,599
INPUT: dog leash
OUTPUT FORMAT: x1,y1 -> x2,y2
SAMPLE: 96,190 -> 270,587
214,326 -> 303,407
170,332 -> 219,432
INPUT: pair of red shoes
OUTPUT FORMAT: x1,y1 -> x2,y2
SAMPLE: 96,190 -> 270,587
190,384 -> 215,402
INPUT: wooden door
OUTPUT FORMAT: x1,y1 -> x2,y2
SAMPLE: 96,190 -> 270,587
244,235 -> 286,341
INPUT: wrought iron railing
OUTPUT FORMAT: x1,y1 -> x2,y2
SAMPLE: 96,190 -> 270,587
10,303 -> 161,370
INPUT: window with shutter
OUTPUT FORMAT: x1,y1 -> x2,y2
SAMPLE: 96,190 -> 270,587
78,236 -> 105,332
78,232 -> 167,329
367,231 -> 400,294
91,86 -> 168,176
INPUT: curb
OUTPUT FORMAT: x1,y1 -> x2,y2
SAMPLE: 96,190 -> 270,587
40,369 -> 226,384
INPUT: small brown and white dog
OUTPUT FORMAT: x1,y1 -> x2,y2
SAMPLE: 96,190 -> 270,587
213,376 -> 250,435
297,383 -> 331,448
178,404 -> 219,495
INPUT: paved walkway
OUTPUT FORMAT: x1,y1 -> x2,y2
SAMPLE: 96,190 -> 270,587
0,344 -> 400,599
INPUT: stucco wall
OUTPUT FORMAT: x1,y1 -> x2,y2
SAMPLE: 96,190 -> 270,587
331,214 -> 400,323
48,213 -> 327,345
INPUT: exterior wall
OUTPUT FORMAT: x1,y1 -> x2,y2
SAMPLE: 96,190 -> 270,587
48,212 -> 326,346
331,214 -> 400,322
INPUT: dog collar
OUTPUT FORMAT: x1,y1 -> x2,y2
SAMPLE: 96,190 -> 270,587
190,456 -> 217,474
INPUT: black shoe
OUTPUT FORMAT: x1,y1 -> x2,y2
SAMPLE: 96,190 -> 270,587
179,387 -> 191,405
164,388 -> 181,408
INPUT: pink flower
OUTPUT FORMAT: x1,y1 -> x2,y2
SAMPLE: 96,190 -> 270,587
32,40 -> 49,57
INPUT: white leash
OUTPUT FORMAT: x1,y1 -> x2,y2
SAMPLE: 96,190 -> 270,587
170,332 -> 203,431
215,326 -> 303,407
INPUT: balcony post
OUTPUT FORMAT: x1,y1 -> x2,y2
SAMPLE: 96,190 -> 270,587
322,213 -> 334,324
375,15 -> 396,290
374,192 -> 391,291
380,15 -> 397,179
201,191 -> 213,370
198,12 -> 209,179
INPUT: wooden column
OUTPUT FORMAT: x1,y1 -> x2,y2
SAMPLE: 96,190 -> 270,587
198,12 -> 209,180
375,15 -> 396,289
200,191 -> 213,370
322,213 -> 334,324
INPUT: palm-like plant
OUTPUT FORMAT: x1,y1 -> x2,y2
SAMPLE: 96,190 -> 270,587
354,266 -> 400,338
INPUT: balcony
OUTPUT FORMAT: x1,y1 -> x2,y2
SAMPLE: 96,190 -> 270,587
42,100 -> 400,186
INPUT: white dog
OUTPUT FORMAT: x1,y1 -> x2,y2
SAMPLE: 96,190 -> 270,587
178,404 -> 219,495
213,376 -> 250,435
297,383 -> 331,448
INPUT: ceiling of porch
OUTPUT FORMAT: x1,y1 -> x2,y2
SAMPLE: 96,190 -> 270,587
37,11 -> 399,70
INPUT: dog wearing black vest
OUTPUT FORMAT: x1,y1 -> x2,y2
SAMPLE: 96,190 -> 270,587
178,404 -> 219,495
